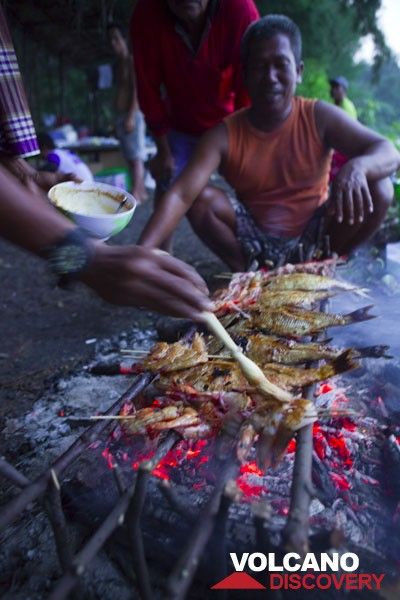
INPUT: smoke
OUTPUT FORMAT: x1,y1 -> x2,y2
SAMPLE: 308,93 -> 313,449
327,244 -> 400,356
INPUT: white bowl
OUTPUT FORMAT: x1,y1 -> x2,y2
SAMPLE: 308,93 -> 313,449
48,181 -> 136,239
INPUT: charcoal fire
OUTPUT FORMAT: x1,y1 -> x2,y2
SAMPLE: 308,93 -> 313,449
1,257 -> 400,599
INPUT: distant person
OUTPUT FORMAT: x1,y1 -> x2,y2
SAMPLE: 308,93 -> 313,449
329,76 -> 357,119
0,5 -> 79,193
37,133 -> 94,182
131,0 -> 259,248
329,76 -> 358,180
108,23 -> 147,203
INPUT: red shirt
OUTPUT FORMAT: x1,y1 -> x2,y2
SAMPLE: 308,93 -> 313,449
131,0 -> 259,137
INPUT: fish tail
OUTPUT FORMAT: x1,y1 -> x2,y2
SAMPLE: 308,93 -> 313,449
354,345 -> 393,359
318,349 -> 358,379
345,305 -> 376,323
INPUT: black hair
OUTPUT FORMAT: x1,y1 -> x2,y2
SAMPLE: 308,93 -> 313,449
241,15 -> 302,68
37,132 -> 55,150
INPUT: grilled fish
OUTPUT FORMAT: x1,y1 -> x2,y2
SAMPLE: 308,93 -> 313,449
141,333 -> 208,372
150,406 -> 200,430
253,398 -> 316,469
259,289 -> 334,309
265,273 -> 365,294
243,333 -> 391,365
264,258 -> 342,279
250,305 -> 375,337
123,405 -> 180,434
261,350 -> 358,390
158,360 -> 247,393
159,351 -> 355,394
237,423 -> 257,463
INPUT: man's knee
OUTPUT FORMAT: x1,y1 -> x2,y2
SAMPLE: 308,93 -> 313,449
188,186 -> 230,227
370,177 -> 394,214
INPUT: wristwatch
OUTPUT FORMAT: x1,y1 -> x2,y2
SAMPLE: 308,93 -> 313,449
41,228 -> 95,287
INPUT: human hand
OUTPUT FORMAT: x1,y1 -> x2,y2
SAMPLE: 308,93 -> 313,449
0,156 -> 82,193
124,115 -> 135,133
81,244 -> 213,320
28,170 -> 82,193
329,160 -> 373,225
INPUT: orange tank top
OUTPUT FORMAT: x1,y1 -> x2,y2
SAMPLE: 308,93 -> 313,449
222,97 -> 331,238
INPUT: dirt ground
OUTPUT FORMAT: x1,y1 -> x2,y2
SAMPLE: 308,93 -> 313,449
0,195 -> 224,427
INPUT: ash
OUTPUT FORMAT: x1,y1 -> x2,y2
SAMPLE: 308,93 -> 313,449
0,324 -> 156,600
2,267 -> 400,598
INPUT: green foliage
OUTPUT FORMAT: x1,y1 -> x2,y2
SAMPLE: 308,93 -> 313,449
297,60 -> 330,101
354,56 -> 400,136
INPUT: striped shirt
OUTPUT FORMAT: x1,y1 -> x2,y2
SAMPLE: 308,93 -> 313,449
0,6 -> 39,157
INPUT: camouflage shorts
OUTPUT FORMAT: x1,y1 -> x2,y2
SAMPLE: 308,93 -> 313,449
229,196 -> 327,269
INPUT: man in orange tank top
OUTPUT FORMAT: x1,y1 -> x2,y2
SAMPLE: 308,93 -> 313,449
139,15 -> 399,270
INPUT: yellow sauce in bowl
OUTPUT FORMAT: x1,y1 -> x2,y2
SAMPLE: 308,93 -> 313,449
52,188 -> 131,216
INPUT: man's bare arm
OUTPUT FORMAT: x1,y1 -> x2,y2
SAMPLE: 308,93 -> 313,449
0,166 -> 213,320
315,101 -> 400,224
315,101 -> 400,178
139,123 -> 228,247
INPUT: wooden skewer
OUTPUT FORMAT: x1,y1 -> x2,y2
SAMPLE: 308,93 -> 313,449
120,349 -> 232,360
89,415 -> 139,420
67,406 -> 355,428
200,311 -> 293,404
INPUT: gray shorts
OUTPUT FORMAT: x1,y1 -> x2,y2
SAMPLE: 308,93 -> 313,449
229,195 -> 328,269
115,110 -> 147,162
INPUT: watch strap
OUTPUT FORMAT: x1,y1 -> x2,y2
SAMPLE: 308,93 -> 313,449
41,228 -> 94,285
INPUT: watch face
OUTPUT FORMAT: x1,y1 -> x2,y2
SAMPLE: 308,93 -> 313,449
49,244 -> 88,275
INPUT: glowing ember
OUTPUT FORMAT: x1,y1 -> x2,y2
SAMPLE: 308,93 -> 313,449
102,447 -> 116,470
151,465 -> 170,481
330,472 -> 351,491
236,479 -> 264,499
236,461 -> 267,500
315,382 -> 335,396
239,462 -> 264,477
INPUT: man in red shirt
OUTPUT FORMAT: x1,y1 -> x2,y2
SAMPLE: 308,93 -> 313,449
131,0 -> 259,246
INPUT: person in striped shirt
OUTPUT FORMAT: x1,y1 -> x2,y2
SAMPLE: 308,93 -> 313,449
0,5 -> 78,193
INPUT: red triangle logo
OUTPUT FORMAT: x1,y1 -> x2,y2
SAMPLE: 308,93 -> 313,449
211,571 -> 266,590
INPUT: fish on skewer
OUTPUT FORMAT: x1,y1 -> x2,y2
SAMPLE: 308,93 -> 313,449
157,361 -> 248,394
157,350 -> 356,393
140,333 -> 208,373
258,289 -> 335,309
123,405 -> 182,434
250,397 -> 316,469
242,333 -> 391,365
214,263 -> 357,311
264,258 -> 343,278
261,350 -> 358,390
264,273 -> 367,295
237,423 -> 257,463
249,305 -> 375,337
201,311 -> 294,404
